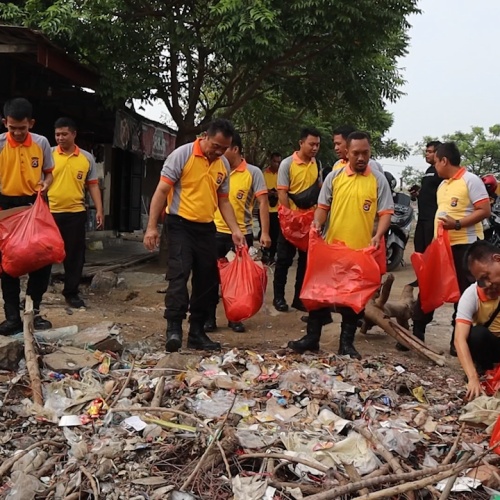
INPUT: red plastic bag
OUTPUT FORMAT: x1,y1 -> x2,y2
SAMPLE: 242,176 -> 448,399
218,247 -> 268,322
0,192 -> 66,277
410,225 -> 460,313
482,365 -> 500,396
278,205 -> 314,252
300,229 -> 382,314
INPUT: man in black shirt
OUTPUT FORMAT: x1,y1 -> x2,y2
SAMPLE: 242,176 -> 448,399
410,141 -> 442,253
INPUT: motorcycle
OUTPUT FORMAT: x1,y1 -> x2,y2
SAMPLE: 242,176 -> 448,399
386,191 -> 414,271
484,196 -> 500,247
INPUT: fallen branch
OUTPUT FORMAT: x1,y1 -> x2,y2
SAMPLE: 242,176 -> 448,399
439,451 -> 472,500
150,376 -> 165,407
0,440 -> 64,479
80,465 -> 100,498
238,452 -> 329,474
23,296 -> 43,406
442,422 -> 466,465
109,358 -> 135,408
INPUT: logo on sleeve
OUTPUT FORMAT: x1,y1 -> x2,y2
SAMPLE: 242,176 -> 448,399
450,197 -> 458,207
31,157 -> 39,168
77,171 -> 84,180
216,172 -> 224,185
363,199 -> 372,212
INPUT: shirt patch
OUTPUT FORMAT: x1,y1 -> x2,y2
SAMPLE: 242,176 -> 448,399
363,199 -> 372,212
236,189 -> 244,200
216,172 -> 224,185
77,171 -> 84,180
31,157 -> 39,168
450,197 -> 458,207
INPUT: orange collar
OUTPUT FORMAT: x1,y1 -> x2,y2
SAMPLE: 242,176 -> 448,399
6,132 -> 32,148
57,145 -> 80,156
477,286 -> 500,303
450,166 -> 466,180
345,163 -> 371,176
232,159 -> 247,173
292,151 -> 316,165
193,138 -> 205,157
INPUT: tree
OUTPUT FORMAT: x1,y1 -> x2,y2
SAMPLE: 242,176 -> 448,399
417,126 -> 500,178
400,166 -> 424,189
0,0 -> 420,145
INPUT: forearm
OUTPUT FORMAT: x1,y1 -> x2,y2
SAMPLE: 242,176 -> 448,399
459,207 -> 490,228
218,197 -> 241,234
375,213 -> 392,237
43,172 -> 53,188
455,329 -> 478,382
258,197 -> 270,235
88,184 -> 103,213
278,189 -> 290,209
314,207 -> 329,226
147,182 -> 170,230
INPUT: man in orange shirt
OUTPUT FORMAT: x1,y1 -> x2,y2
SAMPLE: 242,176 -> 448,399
144,119 -> 245,352
0,98 -> 54,334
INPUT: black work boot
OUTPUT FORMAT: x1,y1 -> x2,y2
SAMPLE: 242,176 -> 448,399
228,321 -> 245,333
291,296 -> 307,312
273,297 -> 289,312
33,302 -> 52,331
0,303 -> 22,336
338,323 -> 362,359
288,317 -> 322,353
187,322 -> 221,351
165,320 -> 183,352
396,322 -> 425,352
300,314 -> 333,326
204,314 -> 218,333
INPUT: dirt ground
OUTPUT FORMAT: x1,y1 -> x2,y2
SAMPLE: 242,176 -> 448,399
36,241 -> 463,382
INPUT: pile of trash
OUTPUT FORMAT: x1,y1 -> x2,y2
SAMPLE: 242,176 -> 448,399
1,323 -> 500,499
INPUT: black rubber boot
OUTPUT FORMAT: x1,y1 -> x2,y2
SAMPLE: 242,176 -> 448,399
288,317 -> 322,353
228,321 -> 245,333
273,297 -> 289,312
396,322 -> 425,352
300,314 -> 333,326
0,303 -> 22,336
33,302 -> 52,331
165,320 -> 183,352
187,322 -> 221,351
204,314 -> 217,333
338,323 -> 361,359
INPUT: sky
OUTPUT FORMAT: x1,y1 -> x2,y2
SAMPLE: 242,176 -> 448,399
137,0 -> 500,179
381,0 -> 500,177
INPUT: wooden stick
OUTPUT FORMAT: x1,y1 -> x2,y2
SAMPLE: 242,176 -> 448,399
80,465 -> 99,498
442,422 -> 466,465
109,358 -> 135,408
375,274 -> 394,309
345,464 -> 369,496
23,296 -> 43,406
0,440 -> 64,479
180,394 -> 236,491
150,376 -> 165,408
439,451 -> 472,500
238,452 -> 329,474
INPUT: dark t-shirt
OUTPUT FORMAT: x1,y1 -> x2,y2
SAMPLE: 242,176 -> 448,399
418,165 -> 442,221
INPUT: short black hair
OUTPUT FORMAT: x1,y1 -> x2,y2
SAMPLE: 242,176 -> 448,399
231,132 -> 243,152
436,142 -> 461,166
55,117 -> 77,131
206,118 -> 235,139
333,125 -> 356,139
270,151 -> 282,159
466,240 -> 499,266
346,131 -> 371,146
3,98 -> 33,120
426,140 -> 442,149
300,127 -> 321,140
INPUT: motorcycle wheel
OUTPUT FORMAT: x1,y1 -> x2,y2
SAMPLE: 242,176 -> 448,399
386,243 -> 404,272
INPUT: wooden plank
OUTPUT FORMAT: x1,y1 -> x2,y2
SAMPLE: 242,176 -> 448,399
0,44 -> 34,53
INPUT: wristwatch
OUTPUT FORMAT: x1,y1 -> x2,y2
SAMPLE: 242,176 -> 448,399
455,220 -> 462,231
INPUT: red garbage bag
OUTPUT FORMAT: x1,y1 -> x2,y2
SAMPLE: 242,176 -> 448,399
278,205 -> 314,252
410,225 -> 460,314
218,246 -> 268,322
300,229 -> 382,314
482,365 -> 500,396
0,191 -> 66,277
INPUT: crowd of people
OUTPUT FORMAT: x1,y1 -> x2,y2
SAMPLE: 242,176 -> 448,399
1,97 -> 500,403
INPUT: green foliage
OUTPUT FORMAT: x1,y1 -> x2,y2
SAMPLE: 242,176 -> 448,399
1,0 -> 419,148
400,166 -> 424,189
417,126 -> 500,177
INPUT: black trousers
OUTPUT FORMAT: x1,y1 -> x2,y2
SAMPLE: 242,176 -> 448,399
413,243 -> 473,337
0,193 -> 51,310
208,232 -> 255,315
164,215 -> 219,324
310,306 -> 364,327
468,326 -> 500,372
262,212 -> 280,261
414,219 -> 434,254
273,232 -> 307,301
52,211 -> 87,298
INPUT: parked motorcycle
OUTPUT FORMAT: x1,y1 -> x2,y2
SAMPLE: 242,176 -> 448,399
484,196 -> 500,247
384,172 -> 414,272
